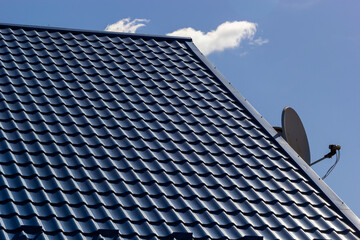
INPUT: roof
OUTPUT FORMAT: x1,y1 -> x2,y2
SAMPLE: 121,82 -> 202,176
0,23 -> 359,240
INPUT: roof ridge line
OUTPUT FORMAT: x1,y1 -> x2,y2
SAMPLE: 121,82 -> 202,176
0,22 -> 192,42
184,41 -> 360,236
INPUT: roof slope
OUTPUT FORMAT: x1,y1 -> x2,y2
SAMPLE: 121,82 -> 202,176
0,23 -> 359,240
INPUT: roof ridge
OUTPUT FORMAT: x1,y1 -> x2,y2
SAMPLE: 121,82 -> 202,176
0,22 -> 192,42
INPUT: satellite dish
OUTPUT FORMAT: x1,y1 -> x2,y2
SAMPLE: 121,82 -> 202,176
282,107 -> 311,165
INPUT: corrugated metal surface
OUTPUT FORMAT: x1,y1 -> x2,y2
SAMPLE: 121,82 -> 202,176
0,24 -> 358,240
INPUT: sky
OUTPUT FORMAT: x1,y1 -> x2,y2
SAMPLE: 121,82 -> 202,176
1,0 -> 359,217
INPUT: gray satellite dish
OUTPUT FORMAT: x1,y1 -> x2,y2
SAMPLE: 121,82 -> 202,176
282,107 -> 311,165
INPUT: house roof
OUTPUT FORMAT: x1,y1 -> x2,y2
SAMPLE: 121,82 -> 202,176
0,23 -> 359,240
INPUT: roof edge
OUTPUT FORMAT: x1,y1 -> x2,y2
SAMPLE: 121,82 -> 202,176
184,41 -> 360,235
0,22 -> 192,42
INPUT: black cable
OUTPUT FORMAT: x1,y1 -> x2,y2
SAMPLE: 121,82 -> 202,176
322,150 -> 340,180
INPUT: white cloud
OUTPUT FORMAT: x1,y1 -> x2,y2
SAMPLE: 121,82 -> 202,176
251,37 -> 269,46
167,21 -> 258,55
105,18 -> 149,33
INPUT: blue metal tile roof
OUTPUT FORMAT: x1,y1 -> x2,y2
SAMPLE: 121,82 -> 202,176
0,23 -> 359,240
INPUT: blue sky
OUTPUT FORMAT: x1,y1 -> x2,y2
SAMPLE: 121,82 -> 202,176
1,0 -> 359,217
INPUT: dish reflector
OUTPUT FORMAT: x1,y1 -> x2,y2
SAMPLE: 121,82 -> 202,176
282,107 -> 311,165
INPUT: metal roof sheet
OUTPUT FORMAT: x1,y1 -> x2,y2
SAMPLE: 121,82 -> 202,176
0,23 -> 359,240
